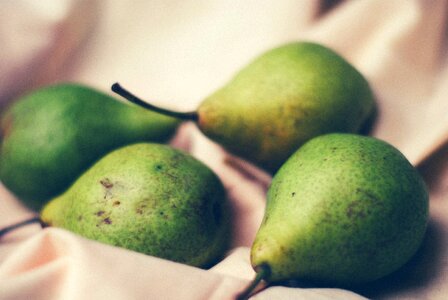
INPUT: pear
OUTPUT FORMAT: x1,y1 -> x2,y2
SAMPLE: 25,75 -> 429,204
0,83 -> 179,210
38,143 -> 230,267
112,42 -> 375,173
238,134 -> 428,298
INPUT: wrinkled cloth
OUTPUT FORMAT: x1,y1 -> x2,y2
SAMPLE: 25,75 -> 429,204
1,1 -> 448,299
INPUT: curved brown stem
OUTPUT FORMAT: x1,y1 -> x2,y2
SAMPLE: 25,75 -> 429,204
0,217 -> 44,238
236,263 -> 271,300
111,83 -> 199,121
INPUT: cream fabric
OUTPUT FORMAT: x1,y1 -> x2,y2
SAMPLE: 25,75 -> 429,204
1,1 -> 447,299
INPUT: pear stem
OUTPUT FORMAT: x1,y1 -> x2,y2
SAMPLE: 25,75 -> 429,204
0,217 -> 44,238
236,264 -> 271,300
111,83 -> 199,121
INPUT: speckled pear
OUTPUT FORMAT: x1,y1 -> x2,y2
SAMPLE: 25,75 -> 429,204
250,134 -> 428,287
113,42 -> 375,173
41,143 -> 231,267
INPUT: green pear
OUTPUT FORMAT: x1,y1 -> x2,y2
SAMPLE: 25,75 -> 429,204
112,42 -> 376,173
0,83 -> 179,210
239,134 -> 428,297
40,143 -> 231,267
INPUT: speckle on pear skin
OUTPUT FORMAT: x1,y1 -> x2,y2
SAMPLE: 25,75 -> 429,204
346,200 -> 367,219
135,201 -> 151,215
1,114 -> 13,139
100,178 -> 113,189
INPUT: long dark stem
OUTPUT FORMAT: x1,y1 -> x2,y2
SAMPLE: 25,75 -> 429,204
0,217 -> 43,238
111,83 -> 199,121
236,264 -> 271,300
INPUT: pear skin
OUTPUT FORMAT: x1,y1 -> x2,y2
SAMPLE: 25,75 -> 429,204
0,83 -> 179,210
250,134 -> 428,285
113,42 -> 376,174
41,143 -> 231,267
198,42 -> 375,172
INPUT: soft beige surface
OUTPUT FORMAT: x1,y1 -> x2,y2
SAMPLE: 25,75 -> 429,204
0,1 -> 447,299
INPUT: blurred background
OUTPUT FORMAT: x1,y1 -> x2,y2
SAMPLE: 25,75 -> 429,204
1,0 -> 447,163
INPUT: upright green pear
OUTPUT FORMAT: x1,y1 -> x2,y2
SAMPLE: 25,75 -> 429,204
113,42 -> 375,173
0,83 -> 179,210
245,134 -> 428,294
40,143 -> 231,267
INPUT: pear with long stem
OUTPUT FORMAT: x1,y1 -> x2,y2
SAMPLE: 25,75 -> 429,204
112,42 -> 375,173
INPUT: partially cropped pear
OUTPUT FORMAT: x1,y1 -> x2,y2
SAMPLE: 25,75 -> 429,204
238,134 -> 428,298
112,42 -> 375,173
0,83 -> 179,210
40,143 -> 230,267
